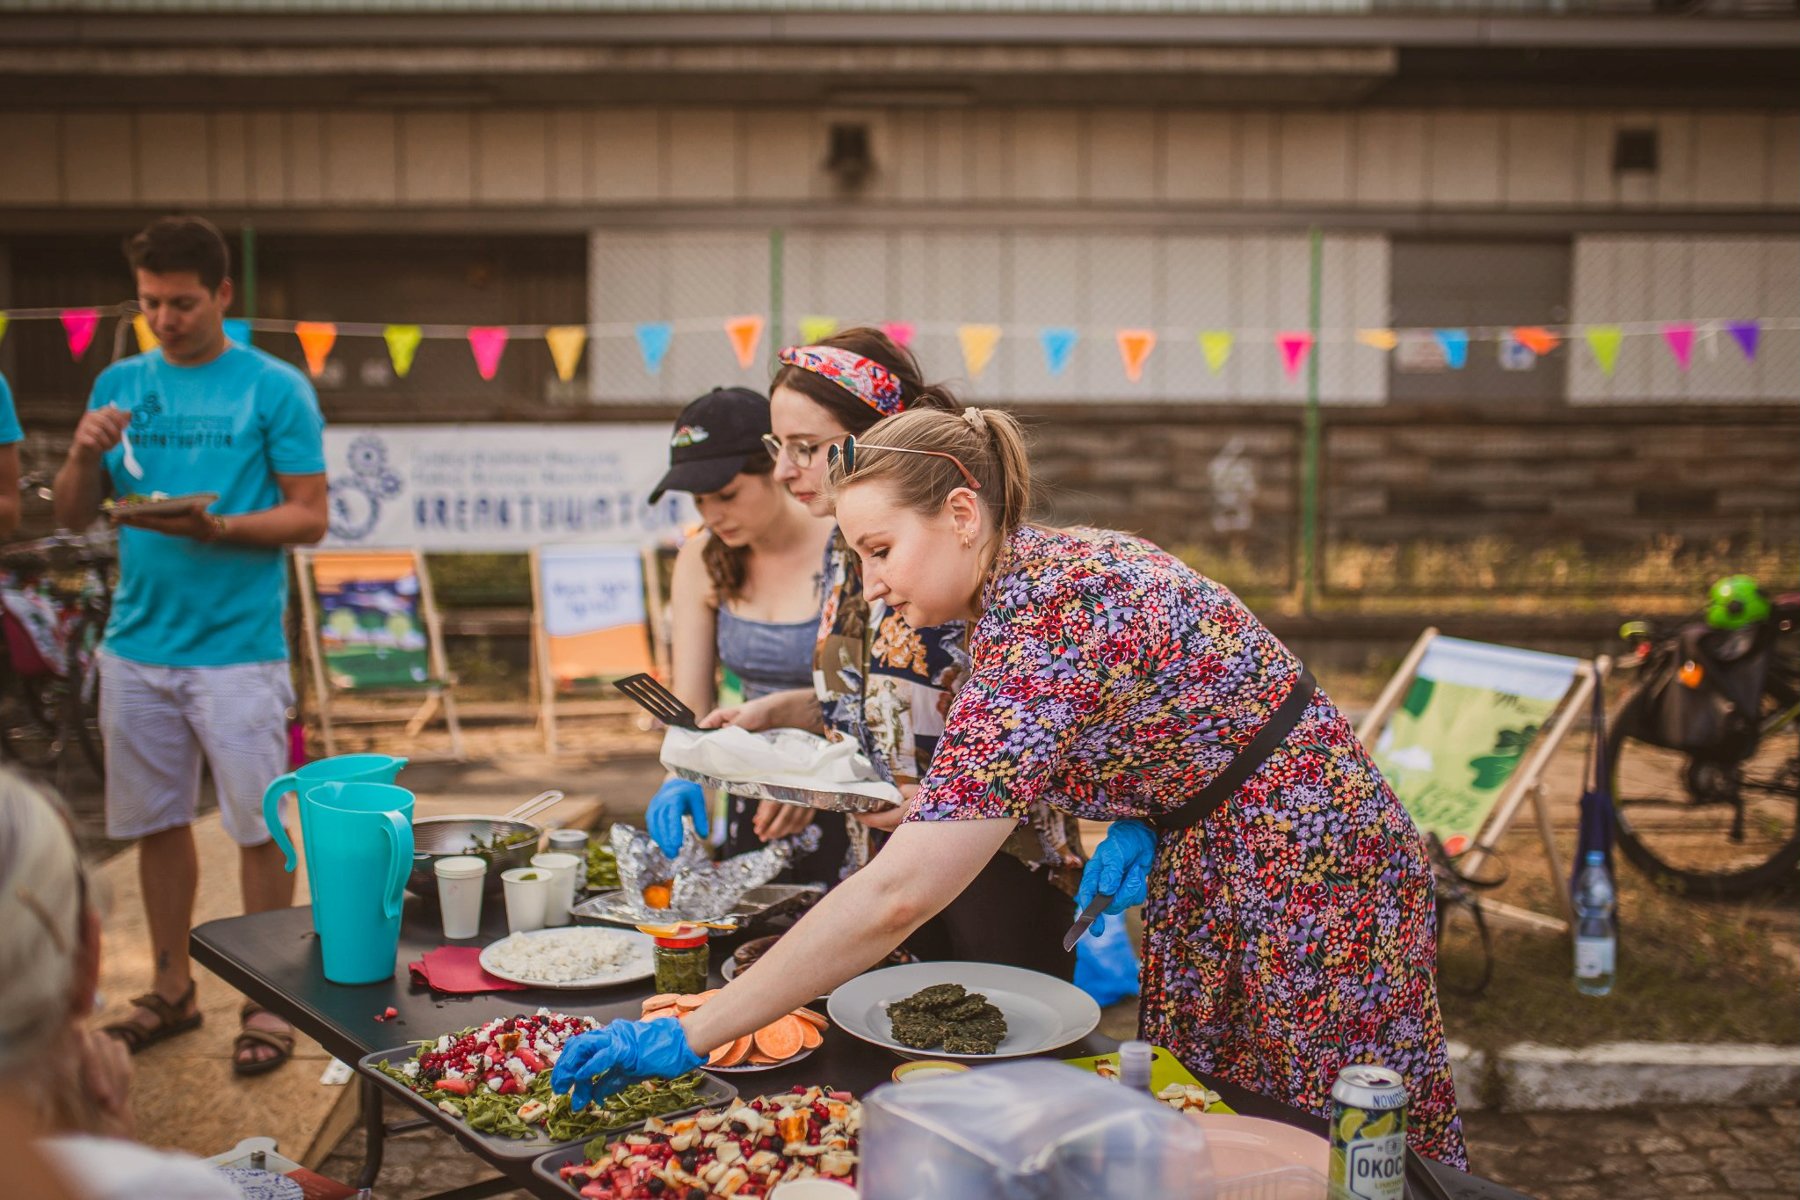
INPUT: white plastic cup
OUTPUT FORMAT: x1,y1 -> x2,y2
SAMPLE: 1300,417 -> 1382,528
500,867 -> 549,933
769,1180 -> 857,1200
530,851 -> 582,928
434,855 -> 487,940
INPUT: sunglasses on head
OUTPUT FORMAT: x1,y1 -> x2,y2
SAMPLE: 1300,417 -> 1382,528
827,435 -> 982,491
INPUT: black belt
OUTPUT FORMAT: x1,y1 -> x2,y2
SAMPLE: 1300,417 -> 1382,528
1155,666 -> 1317,833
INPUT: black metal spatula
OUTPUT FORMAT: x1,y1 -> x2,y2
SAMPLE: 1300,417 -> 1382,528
615,673 -> 700,729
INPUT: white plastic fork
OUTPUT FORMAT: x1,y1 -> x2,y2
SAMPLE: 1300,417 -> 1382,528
120,427 -> 144,480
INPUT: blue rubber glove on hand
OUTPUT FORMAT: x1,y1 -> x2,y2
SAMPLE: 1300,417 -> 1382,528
1074,819 -> 1157,938
551,1017 -> 704,1112
646,778 -> 708,858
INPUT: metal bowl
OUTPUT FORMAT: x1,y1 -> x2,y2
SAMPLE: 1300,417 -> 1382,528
408,815 -> 545,898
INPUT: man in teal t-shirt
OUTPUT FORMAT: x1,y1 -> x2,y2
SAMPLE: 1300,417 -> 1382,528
54,215 -> 327,1075
0,371 -> 21,536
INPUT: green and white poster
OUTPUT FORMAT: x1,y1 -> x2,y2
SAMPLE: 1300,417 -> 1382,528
1373,638 -> 1579,855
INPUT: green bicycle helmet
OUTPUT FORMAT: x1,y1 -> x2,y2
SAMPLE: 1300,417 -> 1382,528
1706,574 -> 1771,631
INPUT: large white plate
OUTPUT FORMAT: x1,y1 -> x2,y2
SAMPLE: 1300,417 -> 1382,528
102,491 -> 219,518
827,961 -> 1100,1063
707,1046 -> 817,1074
477,927 -> 655,990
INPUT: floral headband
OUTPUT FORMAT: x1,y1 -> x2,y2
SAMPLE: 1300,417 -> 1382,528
777,344 -> 905,417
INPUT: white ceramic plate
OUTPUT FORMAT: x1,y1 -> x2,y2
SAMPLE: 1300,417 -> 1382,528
827,961 -> 1101,1063
707,1046 -> 817,1074
477,927 -> 655,990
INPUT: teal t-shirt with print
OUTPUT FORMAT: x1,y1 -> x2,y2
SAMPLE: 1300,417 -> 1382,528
90,344 -> 325,667
0,371 -> 21,444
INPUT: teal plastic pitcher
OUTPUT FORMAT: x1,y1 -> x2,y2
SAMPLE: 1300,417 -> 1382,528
301,781 -> 414,986
262,754 -> 408,873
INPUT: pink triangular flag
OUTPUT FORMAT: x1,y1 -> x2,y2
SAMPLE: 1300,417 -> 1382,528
468,326 -> 508,381
61,308 -> 100,360
881,321 -> 915,349
1660,323 -> 1696,371
1277,332 -> 1313,379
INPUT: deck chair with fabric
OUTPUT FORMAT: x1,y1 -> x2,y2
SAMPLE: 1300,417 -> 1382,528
530,542 -> 661,753
294,548 -> 463,759
1359,629 -> 1608,933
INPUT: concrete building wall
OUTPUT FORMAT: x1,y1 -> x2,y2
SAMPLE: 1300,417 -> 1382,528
3,106 -> 1795,213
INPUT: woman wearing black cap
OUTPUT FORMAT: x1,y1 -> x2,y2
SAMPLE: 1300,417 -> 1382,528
643,387 -> 848,885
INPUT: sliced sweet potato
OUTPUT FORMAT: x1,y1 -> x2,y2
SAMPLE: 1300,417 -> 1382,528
674,994 -> 707,1012
642,993 -> 682,1011
791,1007 -> 830,1031
747,1050 -> 783,1065
797,1020 -> 823,1050
713,1035 -> 753,1067
753,1015 -> 806,1062
641,1006 -> 680,1023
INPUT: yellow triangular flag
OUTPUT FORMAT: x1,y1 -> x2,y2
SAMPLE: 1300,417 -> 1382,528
798,316 -> 839,345
384,325 -> 422,378
131,313 -> 159,354
0,315 -> 8,348
1198,331 -> 1233,374
1356,328 -> 1399,351
294,322 -> 337,378
1585,325 -> 1624,377
545,325 -> 588,383
958,324 -> 1003,380
725,315 -> 764,370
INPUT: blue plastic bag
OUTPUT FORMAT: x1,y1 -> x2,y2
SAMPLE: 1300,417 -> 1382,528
1074,918 -> 1141,1008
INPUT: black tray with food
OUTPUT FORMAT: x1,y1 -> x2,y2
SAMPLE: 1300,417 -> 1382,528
570,882 -> 824,930
357,1013 -> 736,1162
531,1083 -> 861,1198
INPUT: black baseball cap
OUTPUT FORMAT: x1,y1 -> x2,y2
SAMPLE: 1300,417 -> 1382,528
647,387 -> 772,503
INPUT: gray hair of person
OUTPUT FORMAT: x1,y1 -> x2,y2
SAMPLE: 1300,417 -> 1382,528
0,768 -> 87,1074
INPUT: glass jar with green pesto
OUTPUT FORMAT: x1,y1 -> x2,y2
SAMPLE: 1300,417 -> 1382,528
652,926 -> 710,995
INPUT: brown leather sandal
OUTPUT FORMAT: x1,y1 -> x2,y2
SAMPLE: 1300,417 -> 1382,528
102,981 -> 203,1055
233,1000 -> 296,1077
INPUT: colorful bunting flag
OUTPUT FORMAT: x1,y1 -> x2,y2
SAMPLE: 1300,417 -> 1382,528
881,321 -> 915,350
467,327 -> 507,381
636,322 -> 674,375
545,326 -> 588,383
1512,326 -> 1560,356
798,316 -> 838,346
384,325 -> 422,378
1434,328 -> 1470,371
294,321 -> 337,378
1199,331 -> 1234,374
131,314 -> 159,354
958,324 -> 1002,380
1277,332 -> 1313,379
1660,322 -> 1696,371
223,318 -> 252,347
1355,329 -> 1398,352
61,309 -> 99,361
1117,329 -> 1156,383
1585,325 -> 1623,377
0,314 -> 8,348
724,316 -> 763,370
1727,320 -> 1760,361
1039,327 -> 1078,377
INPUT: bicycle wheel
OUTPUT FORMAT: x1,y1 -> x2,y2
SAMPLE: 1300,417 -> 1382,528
1609,683 -> 1800,899
65,612 -> 106,774
0,669 -> 68,770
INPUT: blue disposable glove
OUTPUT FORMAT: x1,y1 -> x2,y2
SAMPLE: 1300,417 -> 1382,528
646,778 -> 708,858
551,1017 -> 704,1112
1074,819 -> 1157,938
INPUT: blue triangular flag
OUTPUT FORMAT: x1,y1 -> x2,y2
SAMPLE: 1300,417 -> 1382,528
635,322 -> 674,375
1039,327 -> 1078,377
223,318 -> 252,347
1434,328 -> 1470,370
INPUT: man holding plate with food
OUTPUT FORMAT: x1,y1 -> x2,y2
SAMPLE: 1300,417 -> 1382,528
53,215 -> 328,1077
554,405 -> 1467,1171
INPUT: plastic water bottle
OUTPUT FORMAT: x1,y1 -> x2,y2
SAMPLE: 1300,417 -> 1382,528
1573,850 -> 1616,996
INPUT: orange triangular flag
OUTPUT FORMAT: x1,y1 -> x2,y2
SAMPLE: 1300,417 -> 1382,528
545,326 -> 588,383
1116,329 -> 1156,382
725,315 -> 764,370
958,324 -> 1003,379
1355,328 -> 1398,352
294,322 -> 337,378
132,314 -> 159,353
1512,326 -> 1560,356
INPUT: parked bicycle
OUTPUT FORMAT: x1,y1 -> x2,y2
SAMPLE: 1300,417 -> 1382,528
0,474 -> 115,787
1609,574 -> 1800,898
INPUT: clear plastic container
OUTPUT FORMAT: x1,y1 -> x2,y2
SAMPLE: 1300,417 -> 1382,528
860,1060 -> 1216,1200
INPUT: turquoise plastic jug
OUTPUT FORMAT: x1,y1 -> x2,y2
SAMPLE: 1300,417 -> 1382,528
301,781 -> 414,986
262,754 -> 408,873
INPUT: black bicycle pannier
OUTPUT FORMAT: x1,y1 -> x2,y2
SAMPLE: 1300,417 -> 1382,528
1637,623 -> 1770,757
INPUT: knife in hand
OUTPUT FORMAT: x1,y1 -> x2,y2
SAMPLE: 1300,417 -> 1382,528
1062,892 -> 1114,952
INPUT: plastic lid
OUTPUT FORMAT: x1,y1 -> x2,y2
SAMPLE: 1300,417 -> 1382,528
530,852 -> 582,869
653,925 -> 709,949
434,855 -> 488,878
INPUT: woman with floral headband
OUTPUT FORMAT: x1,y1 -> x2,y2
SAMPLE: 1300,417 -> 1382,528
554,405 -> 1467,1171
703,326 -> 1086,977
